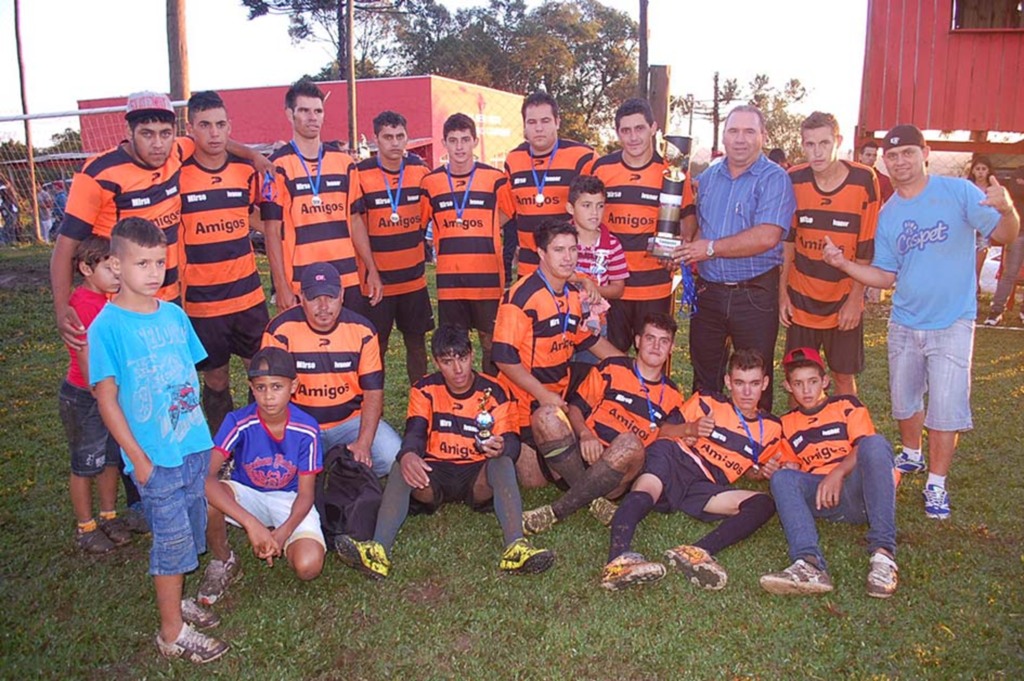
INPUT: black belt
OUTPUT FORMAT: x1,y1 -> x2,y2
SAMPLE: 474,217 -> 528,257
705,266 -> 780,289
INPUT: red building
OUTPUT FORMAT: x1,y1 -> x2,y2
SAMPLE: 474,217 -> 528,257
77,75 -> 525,168
857,0 -> 1024,154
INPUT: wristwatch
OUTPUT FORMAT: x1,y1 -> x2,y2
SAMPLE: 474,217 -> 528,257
705,240 -> 716,259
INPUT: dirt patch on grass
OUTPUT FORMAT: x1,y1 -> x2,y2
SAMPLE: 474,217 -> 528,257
402,579 -> 447,605
0,264 -> 49,290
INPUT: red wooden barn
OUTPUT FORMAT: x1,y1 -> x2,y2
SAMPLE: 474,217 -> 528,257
857,0 -> 1024,154
76,75 -> 525,168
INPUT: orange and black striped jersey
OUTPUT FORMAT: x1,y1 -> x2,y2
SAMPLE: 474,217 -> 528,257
781,395 -> 875,475
670,391 -> 789,484
786,161 -> 880,329
419,162 -> 514,301
591,150 -> 695,301
503,139 -> 595,278
493,271 -> 599,427
570,356 -> 685,447
402,372 -> 518,465
353,155 -> 430,297
261,142 -> 363,294
60,137 -> 195,301
262,306 -> 383,430
178,153 -> 264,318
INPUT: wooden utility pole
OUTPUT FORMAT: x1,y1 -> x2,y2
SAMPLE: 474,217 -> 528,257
14,0 -> 40,242
711,72 -> 721,154
346,0 -> 358,150
649,65 -> 671,133
638,0 -> 649,98
166,0 -> 190,106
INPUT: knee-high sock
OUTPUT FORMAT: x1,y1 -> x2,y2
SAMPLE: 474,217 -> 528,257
373,465 -> 414,553
608,491 -> 655,562
694,494 -> 775,556
538,438 -> 586,487
202,385 -> 234,436
486,456 -> 523,546
551,460 -> 623,521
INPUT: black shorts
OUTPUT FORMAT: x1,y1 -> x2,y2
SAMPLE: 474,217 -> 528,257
192,302 -> 270,371
437,298 -> 499,335
643,439 -> 731,522
361,287 -> 435,347
59,380 -> 120,477
408,459 -> 492,515
784,322 -> 865,375
607,296 -> 671,352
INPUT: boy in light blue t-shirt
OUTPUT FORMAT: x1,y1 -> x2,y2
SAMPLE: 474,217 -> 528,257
90,217 -> 227,664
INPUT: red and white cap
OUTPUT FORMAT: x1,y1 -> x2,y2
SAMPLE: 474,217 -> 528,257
782,346 -> 826,371
125,91 -> 175,119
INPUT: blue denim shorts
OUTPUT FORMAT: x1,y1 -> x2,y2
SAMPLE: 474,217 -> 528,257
58,380 -> 120,477
133,450 -> 210,576
887,319 -> 974,431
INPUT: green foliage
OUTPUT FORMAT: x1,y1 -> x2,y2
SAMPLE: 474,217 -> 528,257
245,0 -> 638,148
1,246 -> 1022,678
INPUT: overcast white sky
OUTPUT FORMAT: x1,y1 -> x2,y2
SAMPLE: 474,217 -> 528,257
0,0 -> 868,152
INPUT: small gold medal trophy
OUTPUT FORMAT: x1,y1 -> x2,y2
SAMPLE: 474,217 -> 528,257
474,388 -> 496,452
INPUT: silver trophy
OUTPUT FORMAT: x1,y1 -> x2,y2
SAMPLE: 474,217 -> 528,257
474,388 -> 496,452
647,134 -> 692,261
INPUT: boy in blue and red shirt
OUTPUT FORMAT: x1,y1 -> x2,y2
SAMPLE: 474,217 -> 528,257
199,346 -> 325,607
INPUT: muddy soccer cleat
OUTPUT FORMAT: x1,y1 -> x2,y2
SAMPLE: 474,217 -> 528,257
522,504 -> 557,536
663,544 -> 728,590
589,497 -> 618,527
500,538 -> 555,574
335,535 -> 391,580
600,552 -> 666,591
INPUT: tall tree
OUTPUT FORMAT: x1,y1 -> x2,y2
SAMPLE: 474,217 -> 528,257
242,0 -> 409,79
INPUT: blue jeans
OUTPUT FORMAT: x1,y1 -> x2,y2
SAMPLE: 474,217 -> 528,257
132,450 -> 210,576
689,270 -> 780,412
769,435 -> 896,572
321,416 -> 401,477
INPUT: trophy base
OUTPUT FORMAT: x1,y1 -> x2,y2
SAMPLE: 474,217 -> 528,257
648,235 -> 682,261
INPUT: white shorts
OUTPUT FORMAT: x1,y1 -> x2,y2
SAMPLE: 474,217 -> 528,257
224,481 -> 326,551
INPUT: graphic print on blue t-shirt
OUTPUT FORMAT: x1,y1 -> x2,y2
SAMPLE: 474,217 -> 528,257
214,402 -> 323,493
895,219 -> 950,255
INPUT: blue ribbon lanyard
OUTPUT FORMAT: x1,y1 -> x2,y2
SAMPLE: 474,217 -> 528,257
733,405 -> 764,469
378,156 -> 406,223
537,269 -> 570,338
529,139 -> 559,205
445,162 -> 477,224
290,141 -> 323,205
633,360 -> 666,431
678,265 -> 698,318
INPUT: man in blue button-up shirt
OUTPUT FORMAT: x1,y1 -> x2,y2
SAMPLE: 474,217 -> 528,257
676,105 -> 797,411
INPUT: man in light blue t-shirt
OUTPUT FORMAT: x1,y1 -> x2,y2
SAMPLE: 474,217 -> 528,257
822,125 -> 1019,521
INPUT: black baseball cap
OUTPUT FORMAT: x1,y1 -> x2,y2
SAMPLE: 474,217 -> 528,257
247,347 -> 297,380
882,124 -> 926,151
300,262 -> 342,299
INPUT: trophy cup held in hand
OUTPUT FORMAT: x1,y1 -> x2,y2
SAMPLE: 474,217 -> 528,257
474,388 -> 496,452
647,134 -> 693,262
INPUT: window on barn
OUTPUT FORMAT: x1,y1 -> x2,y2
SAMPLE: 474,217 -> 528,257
952,0 -> 1024,29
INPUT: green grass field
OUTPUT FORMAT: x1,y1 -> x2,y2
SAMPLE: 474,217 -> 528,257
1,244 -> 1022,680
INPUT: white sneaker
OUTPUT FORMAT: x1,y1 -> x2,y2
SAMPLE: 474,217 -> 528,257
155,623 -> 229,664
866,552 -> 898,598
